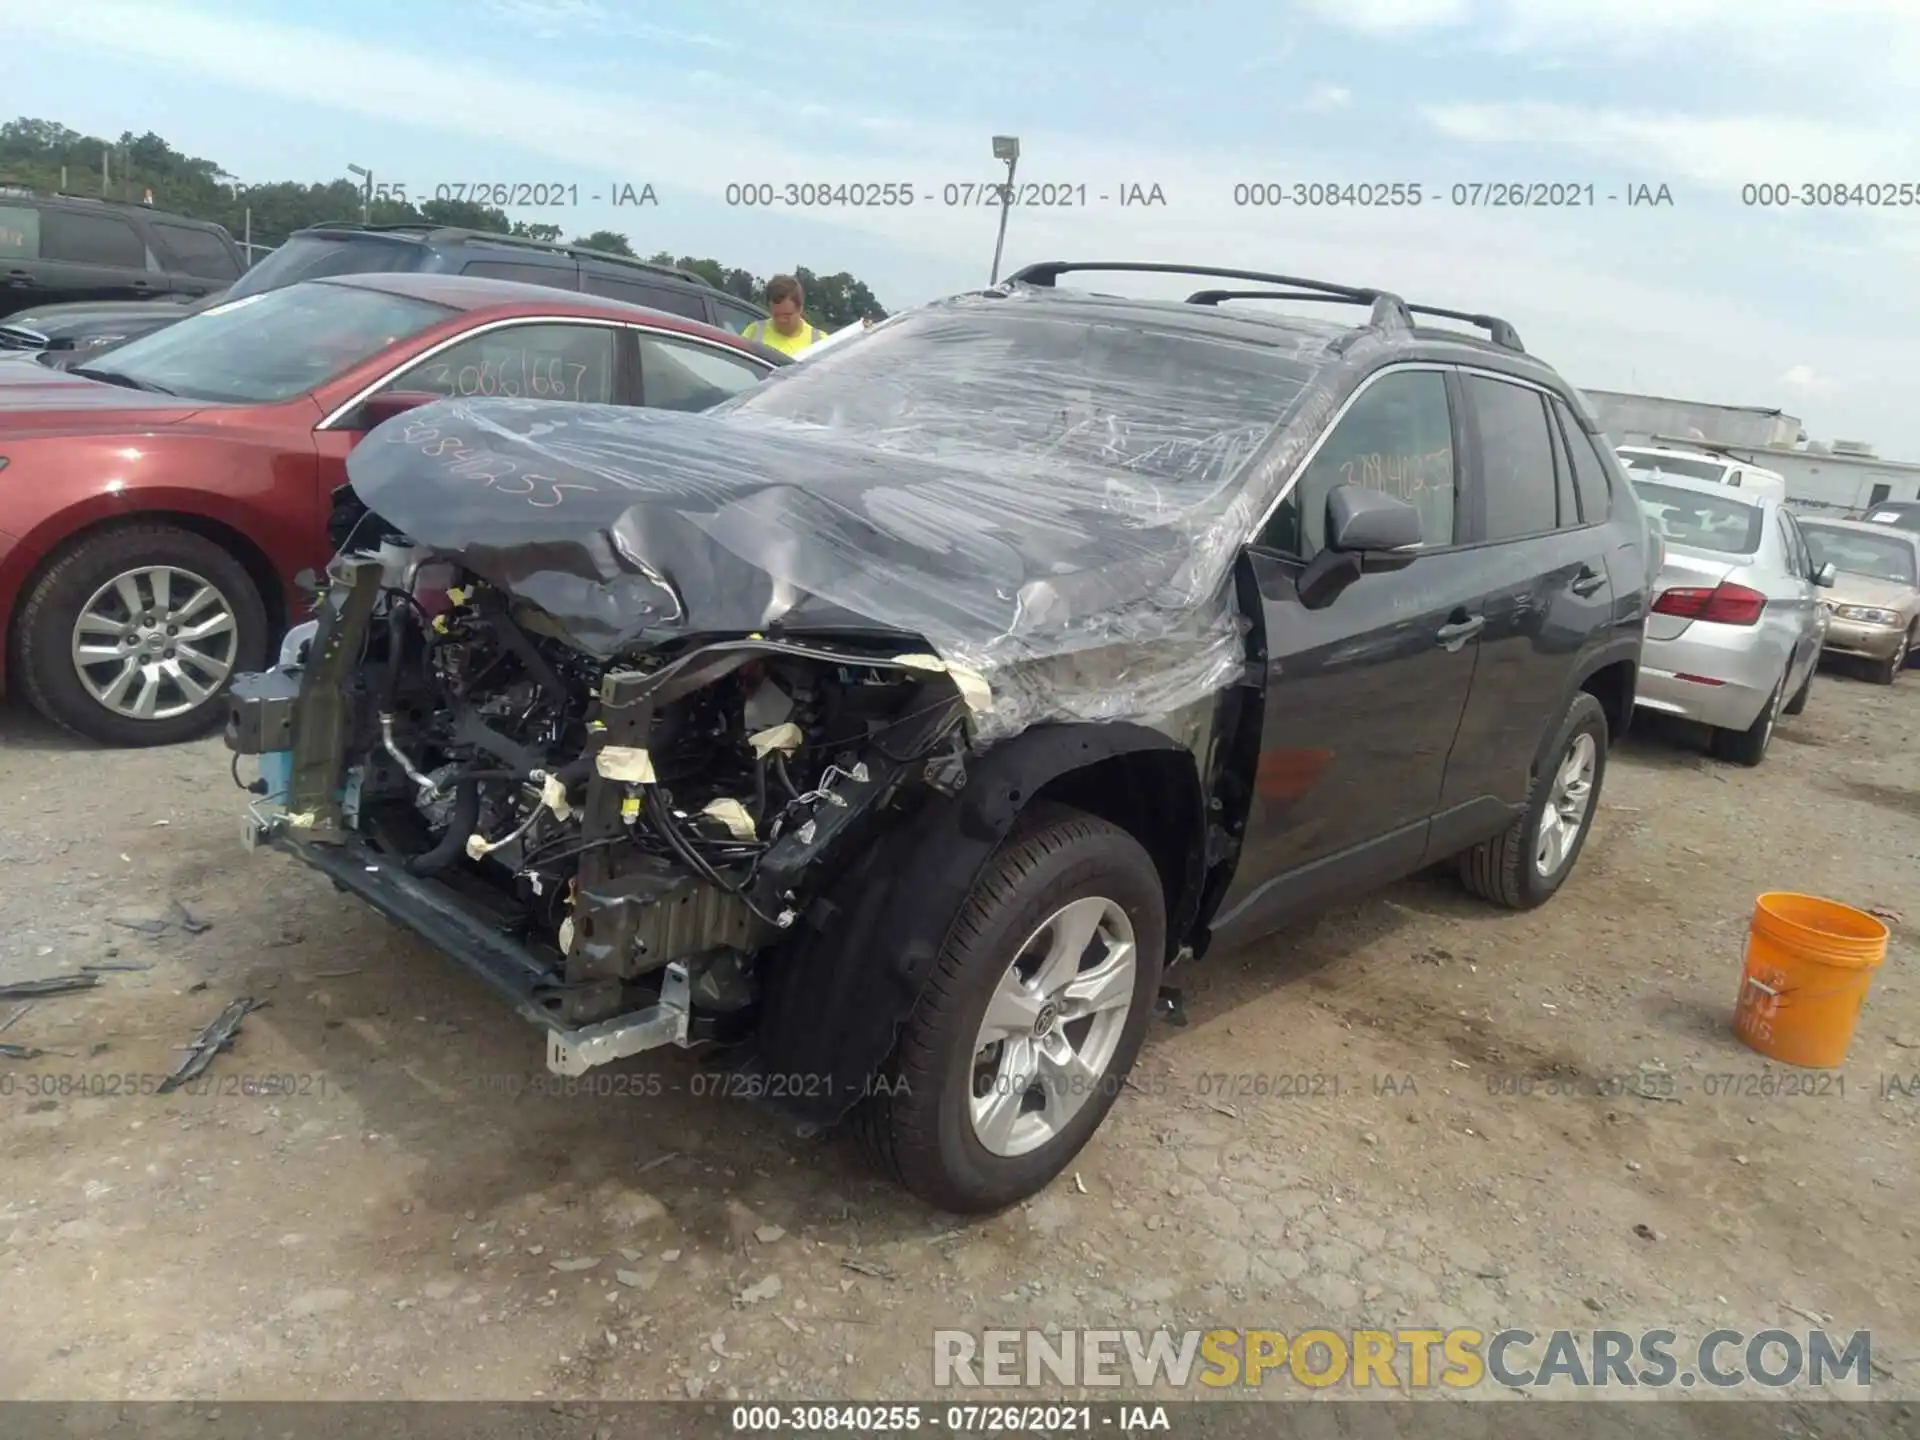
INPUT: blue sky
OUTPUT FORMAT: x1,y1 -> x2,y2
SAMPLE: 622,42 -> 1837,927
4,0 -> 1917,451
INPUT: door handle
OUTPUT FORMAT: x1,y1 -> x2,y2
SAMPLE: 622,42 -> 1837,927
1570,566 -> 1606,597
1435,614 -> 1485,650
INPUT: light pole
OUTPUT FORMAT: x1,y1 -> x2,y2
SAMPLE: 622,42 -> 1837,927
346,163 -> 372,223
988,135 -> 1019,285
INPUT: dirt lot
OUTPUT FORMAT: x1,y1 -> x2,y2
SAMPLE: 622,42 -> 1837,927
2,662 -> 1917,1409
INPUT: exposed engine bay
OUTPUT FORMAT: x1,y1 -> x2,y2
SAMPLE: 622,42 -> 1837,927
230,510 -> 978,1066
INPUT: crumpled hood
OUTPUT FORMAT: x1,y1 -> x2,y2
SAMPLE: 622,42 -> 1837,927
344,396 -> 1211,662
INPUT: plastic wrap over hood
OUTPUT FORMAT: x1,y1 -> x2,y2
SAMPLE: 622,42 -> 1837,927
343,288 -> 1374,737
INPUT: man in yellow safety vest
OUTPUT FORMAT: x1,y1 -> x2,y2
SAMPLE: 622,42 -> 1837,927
741,274 -> 827,356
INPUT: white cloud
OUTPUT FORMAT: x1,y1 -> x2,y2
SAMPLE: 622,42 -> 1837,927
485,0 -> 732,48
1423,103 -> 1915,188
1304,0 -> 1469,35
1781,365 -> 1840,394
1298,83 -> 1353,113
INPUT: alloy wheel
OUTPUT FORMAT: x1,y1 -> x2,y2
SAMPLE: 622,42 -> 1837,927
69,565 -> 239,721
1533,733 -> 1597,879
967,895 -> 1137,1158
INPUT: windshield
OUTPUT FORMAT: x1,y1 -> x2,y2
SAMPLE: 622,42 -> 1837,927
226,233 -> 427,300
1801,525 -> 1918,586
73,282 -> 454,404
1631,479 -> 1763,555
715,305 -> 1320,493
1617,450 -> 1730,484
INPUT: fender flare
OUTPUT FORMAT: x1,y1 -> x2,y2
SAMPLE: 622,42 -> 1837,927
1531,634 -> 1640,782
750,721 -> 1198,1128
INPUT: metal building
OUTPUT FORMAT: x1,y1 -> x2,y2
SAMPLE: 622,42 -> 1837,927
1581,389 -> 1804,449
1644,437 -> 1920,517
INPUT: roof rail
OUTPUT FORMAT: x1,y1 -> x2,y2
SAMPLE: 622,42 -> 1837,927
296,222 -> 720,290
1403,304 -> 1524,354
1188,285 -> 1525,355
1005,261 -> 1415,337
1185,287 -> 1411,334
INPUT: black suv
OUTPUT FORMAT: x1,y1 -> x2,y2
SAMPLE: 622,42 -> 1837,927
224,223 -> 767,331
1,223 -> 769,359
0,191 -> 241,319
226,261 -> 1652,1213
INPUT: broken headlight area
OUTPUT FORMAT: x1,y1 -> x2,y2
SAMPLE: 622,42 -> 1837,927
227,541 -> 974,1070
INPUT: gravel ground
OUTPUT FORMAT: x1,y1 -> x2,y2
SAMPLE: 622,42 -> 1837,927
1,662 -> 1916,1410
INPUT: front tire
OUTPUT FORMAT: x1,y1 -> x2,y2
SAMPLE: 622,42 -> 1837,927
856,806 -> 1166,1214
1872,628 -> 1910,685
16,524 -> 267,746
1459,691 -> 1608,911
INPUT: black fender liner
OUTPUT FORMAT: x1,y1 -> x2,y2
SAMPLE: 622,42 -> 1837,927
751,721 -> 1200,1128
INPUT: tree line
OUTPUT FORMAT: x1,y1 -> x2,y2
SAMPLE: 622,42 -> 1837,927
0,118 -> 888,329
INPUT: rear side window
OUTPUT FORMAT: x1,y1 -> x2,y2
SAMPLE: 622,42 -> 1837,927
1775,515 -> 1802,577
0,204 -> 40,258
583,272 -> 707,320
636,333 -> 768,410
461,259 -> 578,289
41,209 -> 146,269
715,299 -> 764,334
388,321 -> 617,404
1468,376 -> 1559,542
151,222 -> 241,281
1550,397 -> 1614,523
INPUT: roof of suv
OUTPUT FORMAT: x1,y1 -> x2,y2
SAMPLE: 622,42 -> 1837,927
295,222 -> 724,292
991,260 -> 1576,401
0,189 -> 236,235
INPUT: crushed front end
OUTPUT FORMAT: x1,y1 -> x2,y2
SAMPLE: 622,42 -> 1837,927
227,543 -> 975,1077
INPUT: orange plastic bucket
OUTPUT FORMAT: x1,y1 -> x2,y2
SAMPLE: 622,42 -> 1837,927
1732,892 -> 1888,1068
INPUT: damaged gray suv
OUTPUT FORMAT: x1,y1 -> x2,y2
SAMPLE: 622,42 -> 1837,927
226,261 -> 1652,1213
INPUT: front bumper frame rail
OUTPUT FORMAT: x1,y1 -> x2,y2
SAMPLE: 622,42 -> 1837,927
245,807 -> 692,1075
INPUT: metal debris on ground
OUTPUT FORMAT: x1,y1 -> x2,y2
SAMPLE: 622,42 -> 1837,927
0,1042 -> 44,1060
158,997 -> 265,1094
839,1258 -> 894,1280
0,973 -> 101,1000
81,960 -> 155,973
0,1003 -> 31,1036
169,900 -> 212,935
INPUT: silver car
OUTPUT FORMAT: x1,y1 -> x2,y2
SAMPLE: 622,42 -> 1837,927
1629,473 -> 1832,765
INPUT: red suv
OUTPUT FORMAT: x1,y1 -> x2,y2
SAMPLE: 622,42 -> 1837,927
0,272 -> 784,745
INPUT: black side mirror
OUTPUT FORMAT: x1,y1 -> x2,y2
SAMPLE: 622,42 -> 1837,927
1813,562 -> 1837,588
353,389 -> 441,431
1327,484 -> 1424,554
1297,484 -> 1424,610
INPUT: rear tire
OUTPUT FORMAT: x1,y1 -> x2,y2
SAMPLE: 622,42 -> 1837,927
16,524 -> 267,747
1458,692 -> 1608,911
1710,667 -> 1786,767
1782,661 -> 1813,716
854,805 -> 1166,1214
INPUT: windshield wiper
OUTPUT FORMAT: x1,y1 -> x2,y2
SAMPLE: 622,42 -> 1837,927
69,365 -> 177,396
